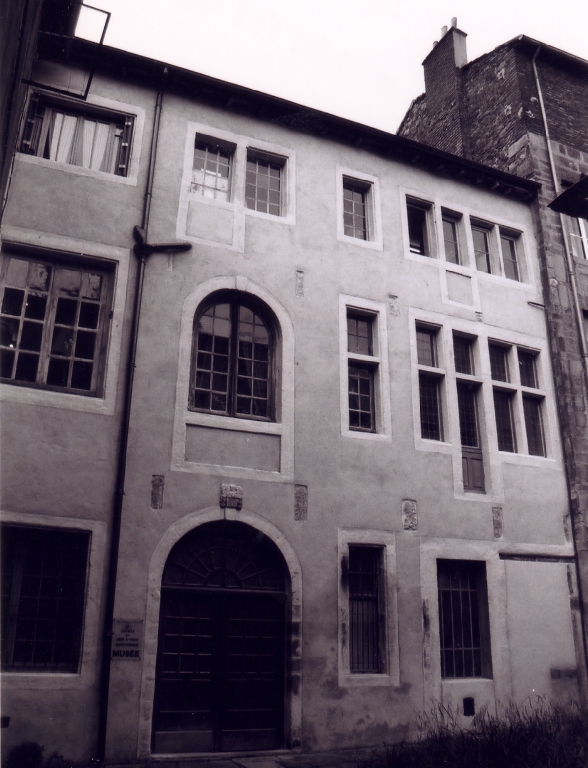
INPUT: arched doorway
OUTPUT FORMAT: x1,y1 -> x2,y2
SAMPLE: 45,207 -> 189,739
152,520 -> 289,754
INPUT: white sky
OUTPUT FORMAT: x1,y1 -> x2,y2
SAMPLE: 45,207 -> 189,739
76,0 -> 588,134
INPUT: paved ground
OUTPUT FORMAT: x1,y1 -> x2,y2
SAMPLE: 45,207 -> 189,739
109,746 -> 377,768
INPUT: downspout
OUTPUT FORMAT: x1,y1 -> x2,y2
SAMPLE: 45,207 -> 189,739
531,45 -> 588,688
96,66 -> 168,762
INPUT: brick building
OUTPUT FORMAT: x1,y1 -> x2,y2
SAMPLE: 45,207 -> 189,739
0,20 -> 585,764
399,23 -> 588,678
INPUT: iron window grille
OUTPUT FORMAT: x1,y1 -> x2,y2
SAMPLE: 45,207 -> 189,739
348,546 -> 385,673
0,251 -> 113,396
1,525 -> 89,672
407,199 -> 431,255
246,150 -> 285,216
442,211 -> 461,265
192,137 -> 233,201
190,293 -> 275,420
347,311 -> 377,432
20,92 -> 133,177
437,559 -> 492,679
343,180 -> 369,240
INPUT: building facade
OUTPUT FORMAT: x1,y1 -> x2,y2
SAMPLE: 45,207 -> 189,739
399,25 -> 588,664
0,32 -> 584,763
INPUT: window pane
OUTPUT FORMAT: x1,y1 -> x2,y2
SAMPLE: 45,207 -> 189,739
349,546 -> 383,673
245,153 -> 283,215
419,374 -> 442,440
348,364 -> 374,432
523,396 -> 545,456
343,183 -> 367,240
347,315 -> 373,355
472,227 -> 491,273
416,328 -> 437,367
489,344 -> 509,382
437,560 -> 491,679
192,140 -> 232,202
453,337 -> 473,375
457,383 -> 479,447
443,218 -> 459,264
493,390 -> 516,452
500,235 -> 520,281
518,350 -> 537,388
407,204 -> 427,255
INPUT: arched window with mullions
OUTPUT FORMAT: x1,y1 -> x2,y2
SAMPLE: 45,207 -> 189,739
190,292 -> 276,420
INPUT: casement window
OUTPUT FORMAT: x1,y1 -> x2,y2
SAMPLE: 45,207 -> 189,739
20,92 -> 133,176
416,324 -> 443,441
489,343 -> 509,382
493,391 -> 516,452
347,312 -> 376,431
566,216 -> 588,260
407,198 -> 432,256
519,349 -> 545,456
343,179 -> 371,240
1,525 -> 89,672
192,137 -> 234,201
246,150 -> 286,216
442,210 -> 462,265
499,231 -> 520,281
0,252 -> 112,395
190,292 -> 275,420
348,546 -> 385,674
437,559 -> 492,679
471,223 -> 492,273
471,219 -> 524,281
454,335 -> 485,492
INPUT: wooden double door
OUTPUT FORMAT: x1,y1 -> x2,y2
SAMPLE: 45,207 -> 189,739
152,522 -> 288,754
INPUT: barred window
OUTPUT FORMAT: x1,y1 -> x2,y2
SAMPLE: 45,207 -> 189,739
343,182 -> 368,240
191,293 -> 275,420
437,559 -> 492,679
348,546 -> 384,673
246,150 -> 285,216
20,92 -> 133,176
192,138 -> 233,201
1,526 -> 89,671
0,252 -> 112,395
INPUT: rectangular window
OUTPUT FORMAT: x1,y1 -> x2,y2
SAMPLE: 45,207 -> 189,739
453,336 -> 473,375
348,546 -> 384,673
0,252 -> 112,395
493,390 -> 517,452
1,525 -> 89,671
457,383 -> 485,492
489,343 -> 509,382
500,232 -> 520,281
343,181 -> 368,240
192,137 -> 233,201
347,311 -> 376,432
472,224 -> 491,273
442,212 -> 461,264
417,327 -> 437,367
523,396 -> 545,456
567,216 -> 588,260
20,92 -> 133,176
407,200 -> 430,255
437,559 -> 492,679
246,150 -> 285,216
518,349 -> 538,388
419,374 -> 443,440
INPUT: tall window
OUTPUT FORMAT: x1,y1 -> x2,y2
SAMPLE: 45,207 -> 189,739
566,216 -> 588,260
407,199 -> 431,255
20,92 -> 133,177
0,252 -> 112,395
417,324 -> 443,440
343,181 -> 368,240
192,138 -> 233,201
519,349 -> 545,456
499,231 -> 520,281
442,212 -> 461,264
191,293 -> 275,420
1,526 -> 89,671
437,559 -> 492,679
472,224 -> 491,273
454,335 -> 484,492
348,546 -> 384,673
246,150 -> 285,216
347,312 -> 376,431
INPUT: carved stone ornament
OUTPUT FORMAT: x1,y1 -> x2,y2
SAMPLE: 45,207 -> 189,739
294,484 -> 308,520
492,506 -> 503,538
220,483 -> 243,510
402,499 -> 418,531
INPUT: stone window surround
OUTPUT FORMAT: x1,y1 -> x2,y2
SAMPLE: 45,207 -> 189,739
336,167 -> 383,251
409,307 -> 561,503
0,226 -> 130,416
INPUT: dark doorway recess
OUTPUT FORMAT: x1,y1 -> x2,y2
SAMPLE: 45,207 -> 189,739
152,520 -> 289,754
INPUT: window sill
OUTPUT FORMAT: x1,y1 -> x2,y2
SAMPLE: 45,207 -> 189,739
245,206 -> 295,226
0,381 -> 112,414
186,410 -> 282,435
342,428 -> 390,441
16,153 -> 138,186
339,672 -> 395,687
338,232 -> 383,251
